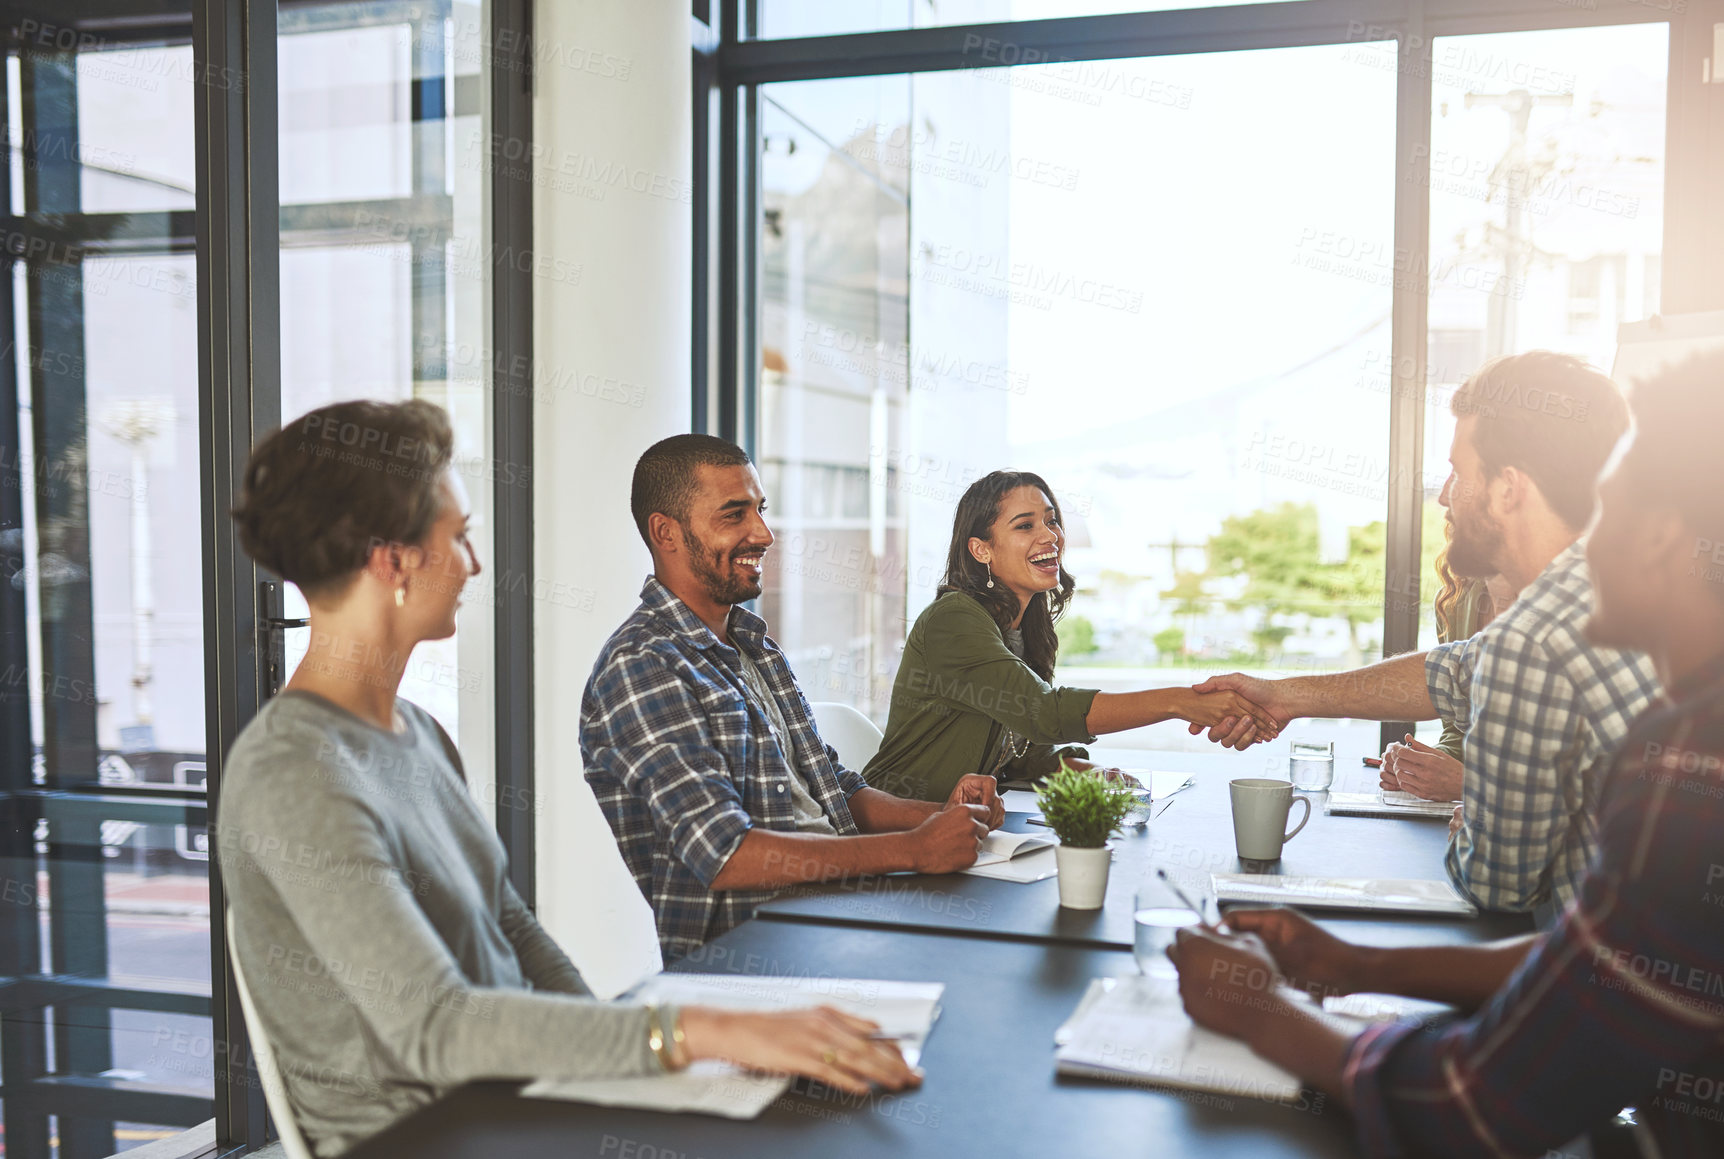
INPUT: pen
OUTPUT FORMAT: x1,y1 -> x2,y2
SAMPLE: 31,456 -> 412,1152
1156,867 -> 1218,930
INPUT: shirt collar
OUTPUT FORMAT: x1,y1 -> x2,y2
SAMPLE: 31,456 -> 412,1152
638,575 -> 767,655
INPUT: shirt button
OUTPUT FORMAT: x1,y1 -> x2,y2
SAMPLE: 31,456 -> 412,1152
776,784 -> 786,793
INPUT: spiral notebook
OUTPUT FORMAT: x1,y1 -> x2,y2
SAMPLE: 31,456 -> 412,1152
1211,873 -> 1478,917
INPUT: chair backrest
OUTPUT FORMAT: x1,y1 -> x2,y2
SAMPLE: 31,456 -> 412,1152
226,909 -> 316,1159
809,701 -> 885,771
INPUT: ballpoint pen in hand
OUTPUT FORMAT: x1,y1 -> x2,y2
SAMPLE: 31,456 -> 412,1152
1156,867 -> 1218,930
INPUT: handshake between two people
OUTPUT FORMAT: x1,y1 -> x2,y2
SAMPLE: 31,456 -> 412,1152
1176,673 -> 1289,751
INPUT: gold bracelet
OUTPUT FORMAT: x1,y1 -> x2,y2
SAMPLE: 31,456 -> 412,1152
646,1005 -> 671,1071
667,1008 -> 688,1069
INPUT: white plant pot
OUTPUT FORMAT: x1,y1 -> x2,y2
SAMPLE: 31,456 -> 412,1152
1054,844 -> 1112,910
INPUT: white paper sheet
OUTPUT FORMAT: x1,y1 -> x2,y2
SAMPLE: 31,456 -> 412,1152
522,1065 -> 791,1118
1211,873 -> 1477,916
521,974 -> 946,1118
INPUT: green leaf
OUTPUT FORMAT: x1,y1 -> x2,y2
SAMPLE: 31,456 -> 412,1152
1034,757 -> 1137,848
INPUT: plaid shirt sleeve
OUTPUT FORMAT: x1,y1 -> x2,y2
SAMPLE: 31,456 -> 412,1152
1443,626 -> 1579,911
1425,635 -> 1477,732
1344,715 -> 1724,1158
584,646 -> 755,888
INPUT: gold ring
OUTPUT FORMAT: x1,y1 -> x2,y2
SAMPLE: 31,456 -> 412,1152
821,1049 -> 838,1065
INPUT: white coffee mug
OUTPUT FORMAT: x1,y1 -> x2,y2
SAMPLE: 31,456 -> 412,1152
1229,778 -> 1312,860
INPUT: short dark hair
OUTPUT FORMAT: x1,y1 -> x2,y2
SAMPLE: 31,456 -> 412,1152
1451,350 -> 1628,530
231,399 -> 455,600
630,434 -> 752,546
1617,345 -> 1724,578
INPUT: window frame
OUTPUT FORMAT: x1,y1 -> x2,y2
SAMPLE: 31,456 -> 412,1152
697,0 -> 1723,748
0,1 -> 537,1155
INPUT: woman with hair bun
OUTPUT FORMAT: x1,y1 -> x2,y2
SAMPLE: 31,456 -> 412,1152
222,400 -> 918,1157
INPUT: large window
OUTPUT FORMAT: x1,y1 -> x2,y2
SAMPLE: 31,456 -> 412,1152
0,3 -> 526,1155
0,16 -> 214,1156
1414,24 -> 1667,646
761,51 -> 1397,754
714,1 -> 1686,760
277,1 -> 497,805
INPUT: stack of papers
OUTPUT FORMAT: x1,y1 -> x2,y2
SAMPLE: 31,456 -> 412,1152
1211,873 -> 1478,917
1054,975 -> 1447,1101
960,830 -> 1059,883
1326,790 -> 1459,820
523,974 -> 944,1118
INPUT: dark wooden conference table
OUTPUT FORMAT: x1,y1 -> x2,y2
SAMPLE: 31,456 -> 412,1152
347,749 -> 1534,1159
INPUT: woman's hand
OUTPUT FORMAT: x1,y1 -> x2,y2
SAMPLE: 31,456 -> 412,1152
678,1005 -> 923,1095
1177,688 -> 1281,744
1379,734 -> 1462,801
1058,757 -> 1141,789
1217,907 -> 1368,1000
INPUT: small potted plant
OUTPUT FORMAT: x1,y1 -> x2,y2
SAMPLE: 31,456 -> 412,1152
1036,758 -> 1137,909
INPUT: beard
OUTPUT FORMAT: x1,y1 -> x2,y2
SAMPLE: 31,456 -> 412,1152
1446,497 -> 1506,579
682,524 -> 763,605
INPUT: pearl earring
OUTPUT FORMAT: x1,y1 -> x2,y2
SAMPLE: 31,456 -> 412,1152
395,585 -> 407,608
985,562 -> 994,589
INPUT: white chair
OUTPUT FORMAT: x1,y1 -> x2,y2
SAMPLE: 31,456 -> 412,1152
809,701 -> 885,771
226,909 -> 316,1159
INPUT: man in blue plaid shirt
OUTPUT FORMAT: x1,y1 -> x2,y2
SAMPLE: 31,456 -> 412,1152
1194,351 -> 1659,915
583,435 -> 1002,960
1168,347 -> 1724,1158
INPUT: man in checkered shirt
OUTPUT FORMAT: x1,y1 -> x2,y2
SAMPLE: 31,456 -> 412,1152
1167,347 -> 1724,1159
582,435 -> 1002,960
1195,351 -> 1660,915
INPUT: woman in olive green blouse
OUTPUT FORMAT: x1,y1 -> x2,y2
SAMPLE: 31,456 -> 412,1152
1378,530 -> 1518,800
862,470 -> 1280,802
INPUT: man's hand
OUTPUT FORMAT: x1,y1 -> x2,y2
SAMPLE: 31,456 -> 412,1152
1218,908 -> 1368,1000
907,802 -> 988,873
1448,804 -> 1464,839
1175,688 -> 1281,746
1379,734 -> 1462,802
1187,673 -> 1296,750
945,774 -> 1004,829
1166,925 -> 1293,1044
1059,757 -> 1141,789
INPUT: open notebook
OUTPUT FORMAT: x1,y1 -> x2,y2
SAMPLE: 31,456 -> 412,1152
959,830 -> 1059,882
1055,975 -> 1445,1101
523,975 -> 943,1118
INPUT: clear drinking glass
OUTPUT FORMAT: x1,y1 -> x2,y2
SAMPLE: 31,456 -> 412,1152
1133,877 -> 1204,978
1121,786 -> 1154,828
1289,740 -> 1336,792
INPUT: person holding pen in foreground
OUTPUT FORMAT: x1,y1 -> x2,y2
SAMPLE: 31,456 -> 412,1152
221,404 -> 919,1157
1167,349 -> 1724,1158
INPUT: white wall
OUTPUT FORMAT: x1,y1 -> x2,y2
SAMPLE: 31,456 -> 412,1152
531,0 -> 691,997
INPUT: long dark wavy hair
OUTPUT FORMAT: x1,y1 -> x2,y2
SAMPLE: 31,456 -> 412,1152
938,470 -> 1075,681
1432,518 -> 1494,643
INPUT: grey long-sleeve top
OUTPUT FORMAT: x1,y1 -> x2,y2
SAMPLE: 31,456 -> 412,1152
217,691 -> 661,1156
